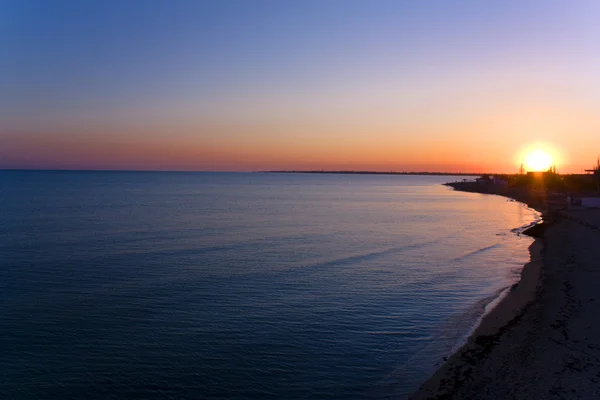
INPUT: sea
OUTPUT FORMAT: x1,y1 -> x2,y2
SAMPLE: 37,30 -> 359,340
0,171 -> 540,399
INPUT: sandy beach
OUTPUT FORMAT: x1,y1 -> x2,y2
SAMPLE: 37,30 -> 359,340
411,208 -> 600,399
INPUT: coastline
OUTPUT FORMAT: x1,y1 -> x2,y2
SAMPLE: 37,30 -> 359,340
411,189 -> 600,398
408,185 -> 548,398
410,237 -> 544,399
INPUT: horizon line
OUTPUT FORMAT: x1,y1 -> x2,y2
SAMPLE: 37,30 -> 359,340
1,168 -> 584,176
0,167 -> 491,175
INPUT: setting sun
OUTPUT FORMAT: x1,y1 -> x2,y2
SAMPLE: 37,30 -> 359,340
524,149 -> 553,172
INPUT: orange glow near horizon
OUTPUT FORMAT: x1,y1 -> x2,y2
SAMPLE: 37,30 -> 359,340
4,87 -> 600,174
0,130 -> 592,174
0,130 -> 529,173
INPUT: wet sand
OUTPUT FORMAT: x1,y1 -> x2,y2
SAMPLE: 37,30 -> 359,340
411,209 -> 600,399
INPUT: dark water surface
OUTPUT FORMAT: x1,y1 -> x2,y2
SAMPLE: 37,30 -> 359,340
0,171 -> 539,399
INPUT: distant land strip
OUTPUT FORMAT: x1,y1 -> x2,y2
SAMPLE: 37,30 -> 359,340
262,170 -> 483,176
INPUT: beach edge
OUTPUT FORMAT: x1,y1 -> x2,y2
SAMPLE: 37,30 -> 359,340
408,187 -> 549,399
409,233 -> 544,398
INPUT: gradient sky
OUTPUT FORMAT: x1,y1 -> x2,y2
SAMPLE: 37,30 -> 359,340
2,0 -> 600,172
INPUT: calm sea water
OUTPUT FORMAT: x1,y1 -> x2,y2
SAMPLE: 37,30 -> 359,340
0,171 -> 539,399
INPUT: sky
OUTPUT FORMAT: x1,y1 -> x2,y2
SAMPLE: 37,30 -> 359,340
2,0 -> 600,172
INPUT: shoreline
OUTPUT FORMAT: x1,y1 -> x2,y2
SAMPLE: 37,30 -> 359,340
410,237 -> 544,398
412,188 -> 600,398
409,186 -> 548,398
446,210 -> 544,354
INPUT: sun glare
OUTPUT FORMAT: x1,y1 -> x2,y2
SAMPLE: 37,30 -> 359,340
524,149 -> 552,172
